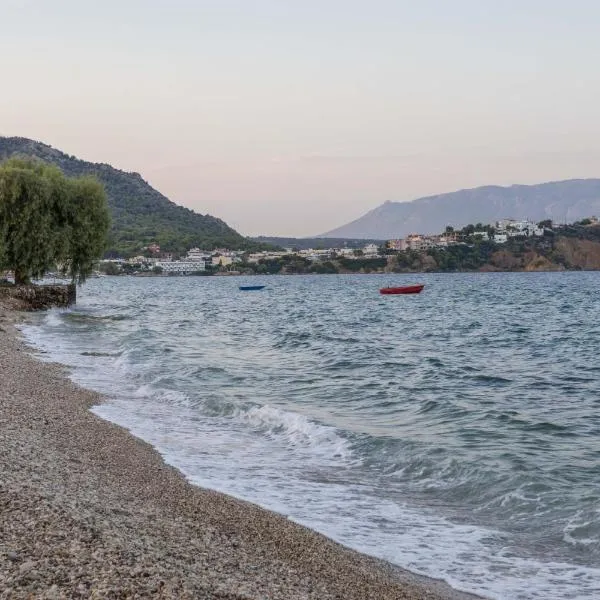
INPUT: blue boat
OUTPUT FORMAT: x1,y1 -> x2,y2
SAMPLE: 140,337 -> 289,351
239,285 -> 266,291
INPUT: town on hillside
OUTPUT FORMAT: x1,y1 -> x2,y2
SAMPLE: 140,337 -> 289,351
92,217 -> 600,277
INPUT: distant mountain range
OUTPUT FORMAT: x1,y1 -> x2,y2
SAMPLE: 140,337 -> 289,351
320,180 -> 600,239
251,236 -> 384,250
0,137 -> 267,256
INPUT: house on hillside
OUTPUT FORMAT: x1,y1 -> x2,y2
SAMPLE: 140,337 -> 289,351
363,243 -> 380,257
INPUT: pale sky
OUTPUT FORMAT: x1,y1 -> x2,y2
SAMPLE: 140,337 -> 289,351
2,0 -> 600,236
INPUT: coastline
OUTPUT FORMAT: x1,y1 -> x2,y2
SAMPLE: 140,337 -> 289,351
0,304 -> 485,599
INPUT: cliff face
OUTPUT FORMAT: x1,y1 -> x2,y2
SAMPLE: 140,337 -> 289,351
488,237 -> 600,271
553,238 -> 600,270
487,249 -> 564,272
390,235 -> 600,273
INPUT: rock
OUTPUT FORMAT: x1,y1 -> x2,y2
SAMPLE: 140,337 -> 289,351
19,560 -> 35,573
0,284 -> 76,311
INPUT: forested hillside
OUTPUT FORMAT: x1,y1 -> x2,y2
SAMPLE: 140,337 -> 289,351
0,137 -> 266,256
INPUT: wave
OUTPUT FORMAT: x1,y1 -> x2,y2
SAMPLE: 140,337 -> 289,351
15,273 -> 600,599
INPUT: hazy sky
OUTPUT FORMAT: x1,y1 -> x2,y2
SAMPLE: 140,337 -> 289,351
2,1 -> 600,236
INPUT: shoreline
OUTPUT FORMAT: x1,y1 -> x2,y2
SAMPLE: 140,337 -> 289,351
0,304 -> 485,599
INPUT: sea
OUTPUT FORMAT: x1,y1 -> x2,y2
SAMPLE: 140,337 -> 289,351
19,272 -> 600,600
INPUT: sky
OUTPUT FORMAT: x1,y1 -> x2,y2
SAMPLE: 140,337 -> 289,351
2,0 -> 600,237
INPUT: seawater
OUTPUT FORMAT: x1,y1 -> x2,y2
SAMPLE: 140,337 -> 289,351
19,273 -> 600,600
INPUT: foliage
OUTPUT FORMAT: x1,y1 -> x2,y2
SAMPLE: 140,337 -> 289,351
0,158 -> 110,284
61,176 -> 111,283
99,261 -> 121,276
425,241 -> 496,271
0,137 -> 273,257
337,257 -> 387,272
556,222 -> 600,241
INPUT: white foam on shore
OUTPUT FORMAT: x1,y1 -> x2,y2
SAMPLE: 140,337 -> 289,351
19,309 -> 600,600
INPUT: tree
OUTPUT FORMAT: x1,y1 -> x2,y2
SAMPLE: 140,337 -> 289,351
100,261 -> 121,276
0,158 -> 110,284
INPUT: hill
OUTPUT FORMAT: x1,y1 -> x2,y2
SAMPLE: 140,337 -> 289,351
251,236 -> 384,250
320,180 -> 600,239
0,137 -> 266,256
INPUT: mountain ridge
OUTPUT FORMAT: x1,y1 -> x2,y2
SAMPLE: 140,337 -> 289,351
0,136 -> 265,256
320,179 -> 600,239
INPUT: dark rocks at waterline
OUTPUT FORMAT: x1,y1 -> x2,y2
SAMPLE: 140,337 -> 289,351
0,284 -> 76,310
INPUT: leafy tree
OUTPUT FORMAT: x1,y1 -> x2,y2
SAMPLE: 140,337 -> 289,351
99,261 -> 121,275
61,176 -> 110,283
0,137 -> 276,257
0,158 -> 110,284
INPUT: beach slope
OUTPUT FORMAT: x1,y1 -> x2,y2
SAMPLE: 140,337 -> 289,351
0,305 -> 482,599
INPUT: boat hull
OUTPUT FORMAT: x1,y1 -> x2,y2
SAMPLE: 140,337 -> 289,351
379,284 -> 424,295
239,285 -> 266,291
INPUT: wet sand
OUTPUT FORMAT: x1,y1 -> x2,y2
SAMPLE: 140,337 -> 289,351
0,303 -> 485,599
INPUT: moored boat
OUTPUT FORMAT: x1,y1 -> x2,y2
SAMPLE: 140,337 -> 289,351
379,284 -> 424,295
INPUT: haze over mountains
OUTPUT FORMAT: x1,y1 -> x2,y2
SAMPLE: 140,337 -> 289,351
320,180 -> 600,239
4,137 -> 600,249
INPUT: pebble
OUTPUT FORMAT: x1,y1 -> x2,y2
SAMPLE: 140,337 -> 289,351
0,302 -> 481,600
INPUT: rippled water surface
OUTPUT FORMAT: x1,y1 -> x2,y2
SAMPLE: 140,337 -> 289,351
21,273 -> 600,599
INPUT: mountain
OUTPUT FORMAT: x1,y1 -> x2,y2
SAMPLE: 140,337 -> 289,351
252,236 -> 385,250
0,137 -> 265,256
320,180 -> 600,239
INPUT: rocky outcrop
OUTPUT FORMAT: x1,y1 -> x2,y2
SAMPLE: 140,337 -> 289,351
0,284 -> 76,311
554,238 -> 600,270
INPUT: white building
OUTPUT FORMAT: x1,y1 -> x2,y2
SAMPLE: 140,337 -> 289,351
186,248 -> 210,262
495,219 -> 544,237
363,243 -> 380,257
155,260 -> 205,274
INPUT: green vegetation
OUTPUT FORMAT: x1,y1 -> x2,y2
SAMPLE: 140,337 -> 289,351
0,137 -> 273,257
232,255 -> 388,275
420,241 -> 498,271
385,221 -> 600,272
0,158 -> 110,284
555,220 -> 600,241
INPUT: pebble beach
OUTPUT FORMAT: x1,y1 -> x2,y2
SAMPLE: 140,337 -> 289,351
0,301 -> 483,599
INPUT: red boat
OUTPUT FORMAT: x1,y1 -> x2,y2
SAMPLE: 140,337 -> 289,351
379,284 -> 425,295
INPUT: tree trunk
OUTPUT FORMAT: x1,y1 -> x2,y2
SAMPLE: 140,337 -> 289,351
14,269 -> 30,286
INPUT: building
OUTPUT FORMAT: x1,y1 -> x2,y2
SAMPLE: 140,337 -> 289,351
212,255 -> 233,267
155,260 -> 205,274
363,243 -> 380,257
387,239 -> 408,251
186,248 -> 209,262
495,219 -> 544,238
